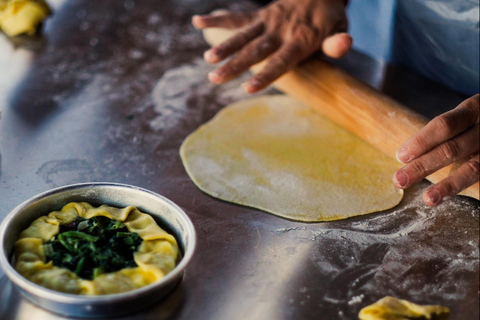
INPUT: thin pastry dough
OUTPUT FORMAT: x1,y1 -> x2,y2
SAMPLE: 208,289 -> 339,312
181,95 -> 403,221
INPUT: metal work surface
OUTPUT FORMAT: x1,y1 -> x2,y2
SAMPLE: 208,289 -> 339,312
0,0 -> 478,319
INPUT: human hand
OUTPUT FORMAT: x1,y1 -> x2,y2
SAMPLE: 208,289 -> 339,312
192,0 -> 352,93
393,94 -> 480,206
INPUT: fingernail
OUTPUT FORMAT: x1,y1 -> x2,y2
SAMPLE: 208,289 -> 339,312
396,147 -> 412,163
204,49 -> 216,62
426,189 -> 441,205
241,82 -> 253,93
208,70 -> 224,83
245,78 -> 262,89
242,79 -> 262,93
394,171 -> 408,188
192,15 -> 202,27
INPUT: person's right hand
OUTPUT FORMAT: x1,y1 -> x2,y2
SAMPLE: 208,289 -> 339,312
192,0 -> 352,93
393,94 -> 480,206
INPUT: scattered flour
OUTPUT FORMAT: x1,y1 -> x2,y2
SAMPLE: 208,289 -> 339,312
348,294 -> 365,305
266,181 -> 478,316
149,57 -> 277,132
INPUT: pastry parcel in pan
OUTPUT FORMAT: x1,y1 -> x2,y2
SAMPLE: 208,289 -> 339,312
15,202 -> 179,295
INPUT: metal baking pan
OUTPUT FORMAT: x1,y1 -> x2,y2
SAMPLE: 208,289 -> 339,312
0,183 -> 196,318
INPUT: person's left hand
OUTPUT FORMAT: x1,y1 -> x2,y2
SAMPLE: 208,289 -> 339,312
393,94 -> 479,206
191,0 -> 352,93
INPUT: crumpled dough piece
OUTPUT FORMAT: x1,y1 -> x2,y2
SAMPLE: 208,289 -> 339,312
359,296 -> 450,320
14,202 -> 179,295
0,0 -> 50,37
180,95 -> 403,221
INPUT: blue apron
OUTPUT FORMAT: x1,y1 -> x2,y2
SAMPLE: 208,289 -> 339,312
347,0 -> 479,96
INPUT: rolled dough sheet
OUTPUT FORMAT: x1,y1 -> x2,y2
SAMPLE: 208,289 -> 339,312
180,95 -> 403,222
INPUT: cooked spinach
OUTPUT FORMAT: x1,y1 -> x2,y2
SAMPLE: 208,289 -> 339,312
45,216 -> 143,280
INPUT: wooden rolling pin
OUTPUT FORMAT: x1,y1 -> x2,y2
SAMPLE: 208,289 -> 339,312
204,28 -> 479,200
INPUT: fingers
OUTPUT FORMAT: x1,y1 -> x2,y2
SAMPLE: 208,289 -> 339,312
393,94 -> 479,206
206,31 -> 352,92
192,12 -> 254,30
393,124 -> 480,189
204,22 -> 264,64
397,95 -> 480,163
241,42 -> 308,93
208,34 -> 281,84
322,32 -> 353,58
210,31 -> 352,92
423,153 -> 479,206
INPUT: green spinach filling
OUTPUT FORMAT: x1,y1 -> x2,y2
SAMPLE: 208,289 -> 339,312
44,216 -> 143,280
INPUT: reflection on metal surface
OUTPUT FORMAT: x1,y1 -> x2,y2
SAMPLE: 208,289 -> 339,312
206,230 -> 315,320
14,285 -> 60,320
0,43 -> 33,113
0,276 -> 186,320
0,0 -> 69,125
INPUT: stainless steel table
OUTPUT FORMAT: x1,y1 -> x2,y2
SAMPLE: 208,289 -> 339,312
0,1 -> 478,319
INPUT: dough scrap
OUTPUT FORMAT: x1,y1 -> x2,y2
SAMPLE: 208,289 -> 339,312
0,0 -> 50,37
359,296 -> 450,320
180,95 -> 403,221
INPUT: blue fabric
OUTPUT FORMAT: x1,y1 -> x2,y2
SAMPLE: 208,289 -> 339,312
347,0 -> 397,62
347,0 -> 479,96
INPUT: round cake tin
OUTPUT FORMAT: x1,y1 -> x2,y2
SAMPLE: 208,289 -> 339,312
0,183 -> 196,318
